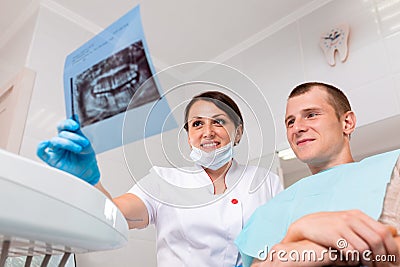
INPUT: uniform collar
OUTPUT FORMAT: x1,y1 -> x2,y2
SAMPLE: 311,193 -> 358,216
194,160 -> 241,193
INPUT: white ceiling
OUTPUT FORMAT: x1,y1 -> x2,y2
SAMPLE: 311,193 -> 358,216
0,0 -> 326,68
46,0 -> 319,67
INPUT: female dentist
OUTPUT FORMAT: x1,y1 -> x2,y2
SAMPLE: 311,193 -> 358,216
37,91 -> 283,266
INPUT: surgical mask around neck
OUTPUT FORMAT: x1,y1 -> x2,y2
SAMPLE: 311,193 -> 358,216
189,143 -> 234,170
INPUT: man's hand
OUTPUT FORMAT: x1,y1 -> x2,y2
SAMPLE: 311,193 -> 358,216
281,210 -> 399,266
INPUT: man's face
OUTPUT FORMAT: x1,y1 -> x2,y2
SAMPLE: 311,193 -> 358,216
285,87 -> 347,165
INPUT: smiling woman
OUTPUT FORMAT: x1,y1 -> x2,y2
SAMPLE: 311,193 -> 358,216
183,92 -> 244,194
37,90 -> 283,267
184,92 -> 243,169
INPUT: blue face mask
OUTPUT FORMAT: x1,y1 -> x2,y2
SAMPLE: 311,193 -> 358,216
189,143 -> 234,170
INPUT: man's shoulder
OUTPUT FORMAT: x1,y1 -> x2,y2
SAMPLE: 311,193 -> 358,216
360,149 -> 400,164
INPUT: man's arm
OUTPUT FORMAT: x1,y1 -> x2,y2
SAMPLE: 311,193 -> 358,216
251,235 -> 400,267
279,210 -> 399,266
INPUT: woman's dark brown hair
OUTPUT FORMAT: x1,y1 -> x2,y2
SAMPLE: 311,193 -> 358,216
183,91 -> 243,131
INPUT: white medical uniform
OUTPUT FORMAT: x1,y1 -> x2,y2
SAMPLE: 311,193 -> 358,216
128,160 -> 282,267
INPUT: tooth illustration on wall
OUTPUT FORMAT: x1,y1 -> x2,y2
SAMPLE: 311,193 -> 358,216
319,24 -> 350,66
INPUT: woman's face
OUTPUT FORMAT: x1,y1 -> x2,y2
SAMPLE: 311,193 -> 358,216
186,100 -> 241,152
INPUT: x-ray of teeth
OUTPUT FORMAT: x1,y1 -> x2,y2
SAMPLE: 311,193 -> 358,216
73,40 -> 160,127
64,5 -> 177,153
91,64 -> 138,96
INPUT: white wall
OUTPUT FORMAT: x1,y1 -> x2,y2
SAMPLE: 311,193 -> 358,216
0,4 -> 38,88
4,0 -> 400,266
224,0 -> 400,152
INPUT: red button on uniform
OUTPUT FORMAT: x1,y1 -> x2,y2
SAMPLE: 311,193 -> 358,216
231,199 -> 238,204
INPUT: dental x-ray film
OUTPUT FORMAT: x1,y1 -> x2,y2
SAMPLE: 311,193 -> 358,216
63,5 -> 177,153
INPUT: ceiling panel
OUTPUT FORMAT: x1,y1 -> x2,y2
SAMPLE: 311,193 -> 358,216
42,0 -> 315,66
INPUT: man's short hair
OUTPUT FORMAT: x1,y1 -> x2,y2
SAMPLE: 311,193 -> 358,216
289,82 -> 351,119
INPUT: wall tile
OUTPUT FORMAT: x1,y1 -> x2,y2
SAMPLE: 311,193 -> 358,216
392,72 -> 400,110
299,0 -> 389,90
97,158 -> 135,196
19,135 -> 43,161
274,112 -> 290,152
299,0 -> 377,51
25,7 -> 93,145
129,225 -> 156,242
0,11 -> 37,86
222,24 -> 304,163
347,76 -> 400,127
239,23 -> 305,117
374,0 -> 400,37
383,31 -> 400,73
76,238 -> 156,267
305,40 -> 389,91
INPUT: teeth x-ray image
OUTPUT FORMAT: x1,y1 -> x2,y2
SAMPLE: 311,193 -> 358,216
73,40 -> 160,127
64,5 -> 177,153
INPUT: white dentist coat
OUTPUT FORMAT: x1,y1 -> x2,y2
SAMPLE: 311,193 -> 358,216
128,160 -> 283,267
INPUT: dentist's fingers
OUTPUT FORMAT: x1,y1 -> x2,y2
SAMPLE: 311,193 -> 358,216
48,136 -> 84,153
58,130 -> 90,148
36,140 -> 52,162
57,118 -> 80,133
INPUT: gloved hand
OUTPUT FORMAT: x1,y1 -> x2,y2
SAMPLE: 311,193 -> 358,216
36,116 -> 100,185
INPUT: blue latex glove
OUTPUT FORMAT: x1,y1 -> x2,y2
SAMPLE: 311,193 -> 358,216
36,117 -> 100,185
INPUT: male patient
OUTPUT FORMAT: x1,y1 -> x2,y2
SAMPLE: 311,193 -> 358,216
235,82 -> 400,266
